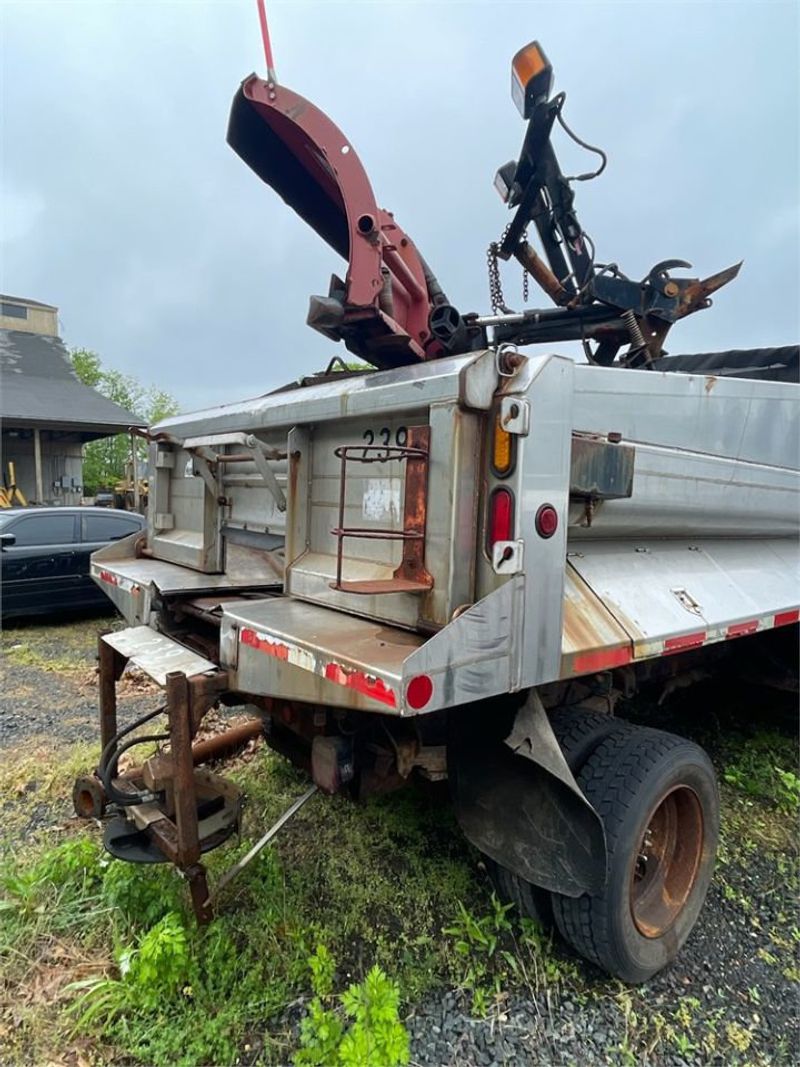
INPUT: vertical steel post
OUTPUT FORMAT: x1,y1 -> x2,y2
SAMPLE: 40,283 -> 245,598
98,637 -> 119,754
166,671 -> 212,923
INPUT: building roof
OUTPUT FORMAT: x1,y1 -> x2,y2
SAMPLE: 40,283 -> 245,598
0,329 -> 146,435
0,294 -> 58,311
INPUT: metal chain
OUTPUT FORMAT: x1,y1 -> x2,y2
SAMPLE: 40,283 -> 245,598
487,233 -> 512,315
487,223 -> 529,313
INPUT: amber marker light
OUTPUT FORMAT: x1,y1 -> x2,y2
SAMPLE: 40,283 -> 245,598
511,40 -> 554,119
491,410 -> 515,477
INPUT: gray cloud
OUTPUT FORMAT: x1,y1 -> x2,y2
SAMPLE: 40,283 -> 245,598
2,0 -> 797,412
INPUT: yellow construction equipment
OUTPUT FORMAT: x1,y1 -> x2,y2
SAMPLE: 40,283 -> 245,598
0,462 -> 28,508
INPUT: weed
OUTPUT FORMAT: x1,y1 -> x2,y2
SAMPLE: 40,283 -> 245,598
100,857 -> 182,927
722,731 -> 799,813
295,962 -> 408,1067
309,942 -> 336,998
126,912 -> 190,1006
672,1030 -> 697,1056
295,996 -> 345,1066
444,894 -> 513,1015
725,1020 -> 753,1054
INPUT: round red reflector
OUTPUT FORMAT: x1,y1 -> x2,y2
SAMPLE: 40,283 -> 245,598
406,674 -> 433,710
535,503 -> 558,539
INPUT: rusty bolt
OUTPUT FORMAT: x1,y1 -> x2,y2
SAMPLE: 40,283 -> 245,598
664,281 -> 679,297
607,431 -> 623,443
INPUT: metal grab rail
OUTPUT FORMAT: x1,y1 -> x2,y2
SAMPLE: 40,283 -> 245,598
330,427 -> 434,595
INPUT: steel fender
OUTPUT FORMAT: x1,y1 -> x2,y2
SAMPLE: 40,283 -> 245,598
448,691 -> 607,898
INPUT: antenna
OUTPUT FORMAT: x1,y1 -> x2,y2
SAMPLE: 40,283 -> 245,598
256,0 -> 276,83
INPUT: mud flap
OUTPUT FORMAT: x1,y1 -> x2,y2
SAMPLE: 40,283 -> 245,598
448,691 -> 607,898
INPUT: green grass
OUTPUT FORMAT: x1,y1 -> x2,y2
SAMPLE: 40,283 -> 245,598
1,614 -> 117,672
720,730 -> 799,813
1,663 -> 797,1065
0,744 -> 490,1065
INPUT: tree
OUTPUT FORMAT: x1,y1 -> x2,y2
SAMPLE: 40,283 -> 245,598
70,348 -> 179,495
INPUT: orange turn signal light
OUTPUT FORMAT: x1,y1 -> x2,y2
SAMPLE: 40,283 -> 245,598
491,410 -> 515,477
511,40 -> 553,119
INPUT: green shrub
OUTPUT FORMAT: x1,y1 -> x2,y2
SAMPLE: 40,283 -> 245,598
294,954 -> 409,1067
101,858 -> 182,928
125,912 -> 190,1007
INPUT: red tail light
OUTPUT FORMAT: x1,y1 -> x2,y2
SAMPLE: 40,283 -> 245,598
487,487 -> 515,551
406,674 -> 433,710
535,503 -> 558,538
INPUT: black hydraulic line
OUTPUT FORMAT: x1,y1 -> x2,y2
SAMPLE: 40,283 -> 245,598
97,704 -> 166,783
102,730 -> 170,808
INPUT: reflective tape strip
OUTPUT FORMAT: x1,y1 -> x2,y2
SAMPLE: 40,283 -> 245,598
663,631 -> 706,654
95,567 -> 139,595
572,645 -> 633,674
565,605 -> 798,679
726,620 -> 759,638
239,627 -> 397,709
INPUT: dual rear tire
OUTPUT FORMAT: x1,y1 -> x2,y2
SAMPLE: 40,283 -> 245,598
490,708 -> 719,983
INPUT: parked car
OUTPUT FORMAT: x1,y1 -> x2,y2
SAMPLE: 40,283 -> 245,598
0,507 -> 145,620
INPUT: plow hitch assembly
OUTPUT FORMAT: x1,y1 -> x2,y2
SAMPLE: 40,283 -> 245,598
73,634 -> 318,922
228,28 -> 740,371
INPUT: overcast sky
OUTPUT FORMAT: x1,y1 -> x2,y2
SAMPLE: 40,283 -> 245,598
2,0 -> 797,412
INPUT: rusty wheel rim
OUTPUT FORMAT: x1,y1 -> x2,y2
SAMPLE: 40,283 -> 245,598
630,785 -> 704,938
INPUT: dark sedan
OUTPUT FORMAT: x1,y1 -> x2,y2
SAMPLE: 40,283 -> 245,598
0,507 -> 145,620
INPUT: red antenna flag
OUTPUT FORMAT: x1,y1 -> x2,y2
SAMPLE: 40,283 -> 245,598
256,0 -> 276,81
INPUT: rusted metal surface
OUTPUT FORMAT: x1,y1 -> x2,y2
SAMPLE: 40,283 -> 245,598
513,240 -> 569,306
329,427 -> 433,595
630,785 -> 704,939
675,261 -> 742,321
167,672 -> 201,869
570,433 -> 635,501
560,566 -> 633,677
98,635 -> 127,755
393,425 -> 434,590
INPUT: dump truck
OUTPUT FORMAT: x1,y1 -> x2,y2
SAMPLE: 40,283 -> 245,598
73,33 -> 799,984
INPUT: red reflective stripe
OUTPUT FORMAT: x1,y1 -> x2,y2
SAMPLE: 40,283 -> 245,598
241,627 -> 289,660
98,569 -> 118,585
324,663 -> 397,708
726,620 -> 758,638
572,646 -> 632,674
664,631 -> 706,654
240,628 -> 396,708
774,609 -> 800,628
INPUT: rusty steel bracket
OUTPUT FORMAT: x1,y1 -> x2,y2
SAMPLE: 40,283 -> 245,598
98,633 -> 129,755
89,652 -> 236,924
329,425 -> 434,595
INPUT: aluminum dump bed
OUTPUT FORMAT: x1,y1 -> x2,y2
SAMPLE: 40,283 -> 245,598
93,349 -> 800,714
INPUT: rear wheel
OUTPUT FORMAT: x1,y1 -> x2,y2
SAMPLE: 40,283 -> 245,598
489,707 -> 630,928
551,727 -> 719,983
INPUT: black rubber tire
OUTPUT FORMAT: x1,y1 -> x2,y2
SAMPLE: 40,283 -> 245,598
489,707 -> 631,928
487,856 -> 553,927
551,726 -> 719,984
547,706 -> 634,772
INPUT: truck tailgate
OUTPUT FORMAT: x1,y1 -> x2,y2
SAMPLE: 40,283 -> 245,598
221,598 -> 425,713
